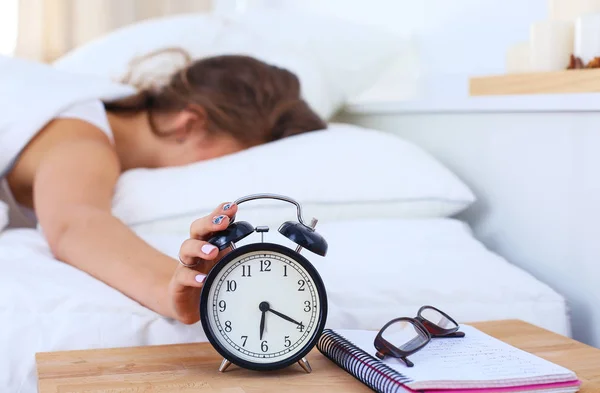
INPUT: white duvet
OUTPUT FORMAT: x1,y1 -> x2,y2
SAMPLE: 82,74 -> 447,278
0,218 -> 569,392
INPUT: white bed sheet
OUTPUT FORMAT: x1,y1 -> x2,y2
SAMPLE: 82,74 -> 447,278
0,218 -> 570,392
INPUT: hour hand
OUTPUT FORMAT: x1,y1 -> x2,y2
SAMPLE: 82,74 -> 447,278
268,307 -> 302,326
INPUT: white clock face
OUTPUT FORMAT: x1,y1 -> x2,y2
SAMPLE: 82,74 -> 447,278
205,248 -> 323,364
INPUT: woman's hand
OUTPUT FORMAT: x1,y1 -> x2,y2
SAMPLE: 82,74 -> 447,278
169,202 -> 238,324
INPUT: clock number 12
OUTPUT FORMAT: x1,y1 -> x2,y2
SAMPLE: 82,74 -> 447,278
260,260 -> 271,272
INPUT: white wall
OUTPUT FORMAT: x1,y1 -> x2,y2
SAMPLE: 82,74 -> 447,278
270,0 -> 549,76
0,0 -> 18,56
275,0 -> 600,346
338,106 -> 600,348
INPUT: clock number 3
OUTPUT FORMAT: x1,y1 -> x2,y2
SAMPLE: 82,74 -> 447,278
304,301 -> 311,312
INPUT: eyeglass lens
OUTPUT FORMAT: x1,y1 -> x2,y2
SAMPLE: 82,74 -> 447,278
420,307 -> 458,330
381,320 -> 429,352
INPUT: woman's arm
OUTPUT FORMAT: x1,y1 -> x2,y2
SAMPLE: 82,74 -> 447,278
33,119 -> 236,323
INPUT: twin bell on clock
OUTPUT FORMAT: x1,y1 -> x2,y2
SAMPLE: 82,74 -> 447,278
199,193 -> 329,374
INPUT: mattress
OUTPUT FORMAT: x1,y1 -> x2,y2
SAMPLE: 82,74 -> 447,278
0,218 -> 570,392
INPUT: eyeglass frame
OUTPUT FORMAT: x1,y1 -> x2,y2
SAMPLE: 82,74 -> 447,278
373,305 -> 465,367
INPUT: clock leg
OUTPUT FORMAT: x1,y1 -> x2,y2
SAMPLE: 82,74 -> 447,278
297,357 -> 312,373
218,358 -> 232,372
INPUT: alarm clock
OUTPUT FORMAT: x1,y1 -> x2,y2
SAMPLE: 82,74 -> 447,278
199,193 -> 328,373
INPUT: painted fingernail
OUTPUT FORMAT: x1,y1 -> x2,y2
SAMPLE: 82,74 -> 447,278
223,203 -> 233,211
202,244 -> 217,255
195,274 -> 206,283
212,215 -> 226,224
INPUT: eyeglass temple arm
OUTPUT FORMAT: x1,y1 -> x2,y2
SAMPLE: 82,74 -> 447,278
233,193 -> 310,228
443,331 -> 465,338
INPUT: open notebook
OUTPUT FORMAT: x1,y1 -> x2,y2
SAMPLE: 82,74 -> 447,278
316,325 -> 580,393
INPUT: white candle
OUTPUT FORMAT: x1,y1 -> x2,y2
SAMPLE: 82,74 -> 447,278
550,0 -> 600,22
506,42 -> 531,74
530,20 -> 575,71
575,13 -> 600,63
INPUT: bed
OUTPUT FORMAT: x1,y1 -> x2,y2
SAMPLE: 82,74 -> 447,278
0,8 -> 573,393
0,123 -> 571,392
0,216 -> 569,392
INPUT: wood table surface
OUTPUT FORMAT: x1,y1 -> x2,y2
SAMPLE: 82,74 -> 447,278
36,319 -> 600,393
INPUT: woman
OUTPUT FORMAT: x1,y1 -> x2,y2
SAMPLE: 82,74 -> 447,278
0,51 -> 326,325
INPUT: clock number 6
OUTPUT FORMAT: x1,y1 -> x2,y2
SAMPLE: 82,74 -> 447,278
261,340 -> 269,352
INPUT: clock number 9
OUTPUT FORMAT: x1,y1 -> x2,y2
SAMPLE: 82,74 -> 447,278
224,321 -> 232,333
261,340 -> 269,352
219,300 -> 226,312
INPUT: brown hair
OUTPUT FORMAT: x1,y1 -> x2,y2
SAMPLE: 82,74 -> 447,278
104,48 -> 327,146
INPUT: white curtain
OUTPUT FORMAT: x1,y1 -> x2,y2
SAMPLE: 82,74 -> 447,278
15,0 -> 213,62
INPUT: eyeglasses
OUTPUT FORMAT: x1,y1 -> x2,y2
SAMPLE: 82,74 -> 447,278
373,305 -> 465,367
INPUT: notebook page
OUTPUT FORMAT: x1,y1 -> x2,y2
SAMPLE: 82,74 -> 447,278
335,325 -> 578,390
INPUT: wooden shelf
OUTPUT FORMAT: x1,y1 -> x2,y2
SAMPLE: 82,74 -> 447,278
469,69 -> 600,96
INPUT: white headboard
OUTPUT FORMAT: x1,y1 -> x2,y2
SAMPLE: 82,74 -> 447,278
336,98 -> 600,349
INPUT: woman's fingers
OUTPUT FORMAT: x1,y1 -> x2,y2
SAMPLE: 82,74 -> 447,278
189,202 -> 238,240
174,264 -> 208,288
178,238 -> 219,267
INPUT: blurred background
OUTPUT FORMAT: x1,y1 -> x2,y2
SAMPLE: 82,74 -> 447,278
1,0 -> 547,74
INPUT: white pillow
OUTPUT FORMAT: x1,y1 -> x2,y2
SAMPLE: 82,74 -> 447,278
0,201 -> 7,231
111,124 -> 475,231
53,9 -> 403,120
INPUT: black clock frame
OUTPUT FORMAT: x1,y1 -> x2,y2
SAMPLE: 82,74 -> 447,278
199,242 -> 328,372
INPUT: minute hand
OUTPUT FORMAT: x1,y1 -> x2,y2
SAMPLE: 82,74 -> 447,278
268,307 -> 302,326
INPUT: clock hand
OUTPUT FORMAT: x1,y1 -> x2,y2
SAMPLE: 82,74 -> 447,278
260,310 -> 266,340
268,307 -> 302,326
259,301 -> 269,340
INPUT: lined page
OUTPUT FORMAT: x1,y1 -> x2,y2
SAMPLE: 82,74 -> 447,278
335,325 -> 578,390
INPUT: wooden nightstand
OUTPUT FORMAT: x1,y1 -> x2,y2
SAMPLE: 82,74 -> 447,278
36,320 -> 600,393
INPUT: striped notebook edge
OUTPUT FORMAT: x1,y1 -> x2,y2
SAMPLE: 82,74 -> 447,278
316,329 -> 418,393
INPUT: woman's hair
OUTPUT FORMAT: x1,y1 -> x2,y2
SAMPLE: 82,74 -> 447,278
104,48 -> 326,146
